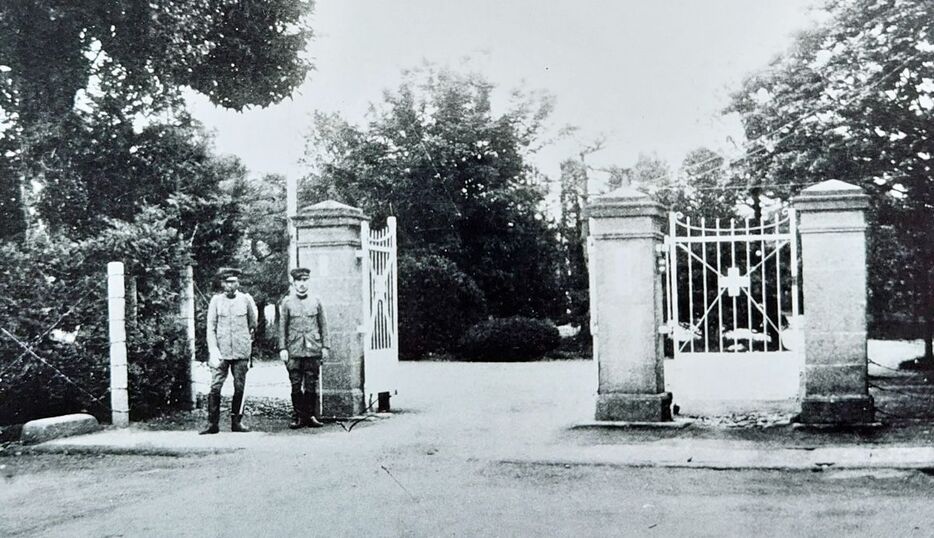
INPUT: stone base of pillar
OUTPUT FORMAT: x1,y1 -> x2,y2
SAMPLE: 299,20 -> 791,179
798,395 -> 875,425
596,392 -> 672,422
322,389 -> 365,420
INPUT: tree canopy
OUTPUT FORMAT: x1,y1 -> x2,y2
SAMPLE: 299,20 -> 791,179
0,0 -> 314,241
727,0 -> 934,357
303,65 -> 564,330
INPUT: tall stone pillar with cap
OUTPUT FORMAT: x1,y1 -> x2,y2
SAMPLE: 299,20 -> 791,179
291,200 -> 367,418
793,179 -> 875,424
586,186 -> 672,422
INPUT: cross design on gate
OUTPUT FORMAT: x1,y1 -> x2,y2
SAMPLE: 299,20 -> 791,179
718,266 -> 750,297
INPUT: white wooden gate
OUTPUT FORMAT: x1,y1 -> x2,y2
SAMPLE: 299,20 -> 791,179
662,210 -> 804,400
361,217 -> 399,409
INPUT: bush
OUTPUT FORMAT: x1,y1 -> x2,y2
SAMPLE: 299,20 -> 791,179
398,254 -> 486,359
0,207 -> 191,425
457,317 -> 560,362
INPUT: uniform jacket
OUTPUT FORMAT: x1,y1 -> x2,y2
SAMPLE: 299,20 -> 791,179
207,292 -> 258,360
278,293 -> 330,358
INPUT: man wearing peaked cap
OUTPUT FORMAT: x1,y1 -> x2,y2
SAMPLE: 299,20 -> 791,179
290,267 -> 310,279
279,266 -> 329,428
200,267 -> 258,434
216,267 -> 242,280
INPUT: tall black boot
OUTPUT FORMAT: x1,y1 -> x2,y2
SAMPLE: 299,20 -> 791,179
199,393 -> 220,435
230,390 -> 250,432
304,390 -> 323,428
231,414 -> 251,432
289,392 -> 303,429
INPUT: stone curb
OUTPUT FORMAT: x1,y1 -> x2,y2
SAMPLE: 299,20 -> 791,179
500,444 -> 934,471
21,443 -> 237,457
20,414 -> 100,445
572,420 -> 692,429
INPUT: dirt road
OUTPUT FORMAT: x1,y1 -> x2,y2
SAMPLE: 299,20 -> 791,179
3,359 -> 934,537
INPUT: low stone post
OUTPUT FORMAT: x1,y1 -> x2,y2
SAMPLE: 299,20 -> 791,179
793,179 -> 874,424
107,261 -> 130,427
179,265 -> 198,409
291,201 -> 367,418
586,187 -> 671,422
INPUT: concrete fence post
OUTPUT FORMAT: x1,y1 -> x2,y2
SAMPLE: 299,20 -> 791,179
585,186 -> 671,422
179,265 -> 198,409
793,179 -> 875,425
107,261 -> 130,427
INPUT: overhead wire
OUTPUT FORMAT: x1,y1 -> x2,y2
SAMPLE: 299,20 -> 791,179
626,9 -> 929,192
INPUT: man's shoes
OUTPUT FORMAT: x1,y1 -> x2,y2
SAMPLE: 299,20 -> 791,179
231,414 -> 251,433
199,424 -> 219,435
306,416 -> 324,428
199,393 -> 221,434
288,415 -> 303,429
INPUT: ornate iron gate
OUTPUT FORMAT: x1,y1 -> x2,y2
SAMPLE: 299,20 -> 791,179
664,209 -> 801,357
361,217 -> 399,408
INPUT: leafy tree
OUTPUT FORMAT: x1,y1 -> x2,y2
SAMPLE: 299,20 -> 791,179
0,0 -> 314,241
557,158 -> 589,333
602,153 -> 673,198
672,148 -> 744,220
303,65 -> 564,330
229,173 -> 291,353
727,0 -> 934,360
235,173 -> 290,306
397,254 -> 487,359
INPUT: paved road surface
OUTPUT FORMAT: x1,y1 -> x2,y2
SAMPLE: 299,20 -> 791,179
4,359 -> 934,537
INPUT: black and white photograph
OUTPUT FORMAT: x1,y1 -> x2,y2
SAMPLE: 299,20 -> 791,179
2,1 -> 934,536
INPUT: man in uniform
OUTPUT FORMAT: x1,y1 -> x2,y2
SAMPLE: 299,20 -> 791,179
200,267 -> 258,434
278,267 -> 329,428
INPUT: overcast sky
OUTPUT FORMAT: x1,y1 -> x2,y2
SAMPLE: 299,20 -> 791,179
186,0 -> 821,191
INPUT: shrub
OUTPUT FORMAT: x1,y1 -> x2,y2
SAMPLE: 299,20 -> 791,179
0,207 -> 190,425
457,317 -> 560,362
398,254 -> 486,359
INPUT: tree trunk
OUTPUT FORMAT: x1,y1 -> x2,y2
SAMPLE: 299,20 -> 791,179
924,272 -> 933,362
256,301 -> 266,346
924,316 -> 933,362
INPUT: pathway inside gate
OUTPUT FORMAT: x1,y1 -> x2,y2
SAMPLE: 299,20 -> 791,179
193,339 -> 914,423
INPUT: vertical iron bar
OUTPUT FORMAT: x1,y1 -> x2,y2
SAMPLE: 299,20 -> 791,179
761,218 -> 768,352
389,216 -> 398,358
701,217 -> 709,352
687,216 -> 694,353
789,208 -> 800,320
776,212 -> 783,350
669,213 -> 681,357
746,217 -> 753,352
730,219 -> 738,352
716,218 -> 723,353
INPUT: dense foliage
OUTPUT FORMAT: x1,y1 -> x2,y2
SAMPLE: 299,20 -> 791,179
0,0 -> 314,241
727,0 -> 934,356
397,254 -> 487,359
0,1 -> 315,422
457,317 -> 560,362
0,209 -> 188,424
303,65 -> 565,356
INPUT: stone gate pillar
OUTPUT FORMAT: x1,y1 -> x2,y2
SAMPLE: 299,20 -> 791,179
291,200 -> 367,418
586,187 -> 671,422
793,180 -> 875,424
